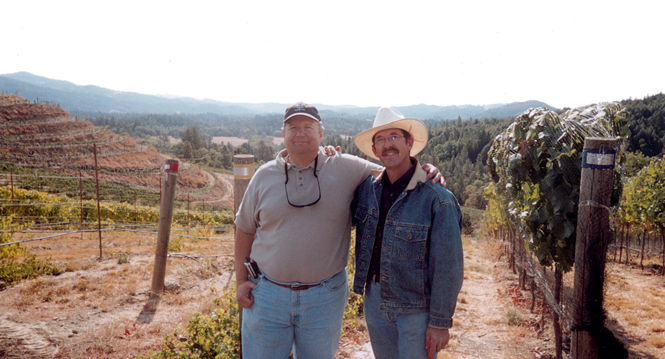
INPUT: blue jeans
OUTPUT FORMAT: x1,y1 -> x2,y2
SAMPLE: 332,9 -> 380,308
241,269 -> 349,359
364,281 -> 436,359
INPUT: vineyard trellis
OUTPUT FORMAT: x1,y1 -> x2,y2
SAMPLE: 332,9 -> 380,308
485,103 -> 626,359
612,155 -> 665,274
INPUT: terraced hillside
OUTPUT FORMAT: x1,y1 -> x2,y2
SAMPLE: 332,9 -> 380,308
0,94 -> 233,209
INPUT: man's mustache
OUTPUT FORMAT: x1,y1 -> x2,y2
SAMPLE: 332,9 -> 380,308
381,147 -> 399,156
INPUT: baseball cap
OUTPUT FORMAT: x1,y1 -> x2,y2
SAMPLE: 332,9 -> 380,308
284,102 -> 322,123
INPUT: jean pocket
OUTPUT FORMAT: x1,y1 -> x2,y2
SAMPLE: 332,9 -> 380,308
322,270 -> 348,292
249,274 -> 264,293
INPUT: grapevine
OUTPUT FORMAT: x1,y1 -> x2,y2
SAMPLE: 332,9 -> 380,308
487,103 -> 625,271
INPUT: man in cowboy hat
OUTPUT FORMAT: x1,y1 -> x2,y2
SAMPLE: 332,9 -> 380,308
351,107 -> 464,359
234,102 -> 444,359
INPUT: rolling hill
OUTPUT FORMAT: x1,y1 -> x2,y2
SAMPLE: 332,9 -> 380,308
0,94 -> 233,209
0,72 -> 555,120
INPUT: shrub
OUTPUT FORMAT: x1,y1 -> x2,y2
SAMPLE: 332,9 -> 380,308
0,215 -> 25,259
343,232 -> 365,327
140,287 -> 240,358
0,254 -> 61,290
0,215 -> 60,289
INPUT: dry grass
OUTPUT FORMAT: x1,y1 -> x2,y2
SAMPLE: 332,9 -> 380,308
1,229 -> 235,358
603,261 -> 665,358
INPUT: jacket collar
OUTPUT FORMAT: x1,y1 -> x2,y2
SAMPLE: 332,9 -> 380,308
372,158 -> 426,191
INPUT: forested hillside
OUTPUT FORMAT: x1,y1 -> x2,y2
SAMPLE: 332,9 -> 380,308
622,93 -> 665,156
70,93 -> 665,211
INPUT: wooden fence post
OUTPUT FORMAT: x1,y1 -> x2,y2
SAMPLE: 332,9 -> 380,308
233,154 -> 255,359
572,137 -> 619,359
151,159 -> 179,295
79,170 -> 83,240
10,169 -> 14,217
93,144 -> 102,259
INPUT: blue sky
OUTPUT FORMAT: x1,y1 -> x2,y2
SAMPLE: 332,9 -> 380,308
2,0 -> 664,108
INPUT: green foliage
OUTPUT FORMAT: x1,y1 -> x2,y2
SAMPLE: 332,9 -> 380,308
622,93 -> 665,157
619,155 -> 665,231
0,254 -> 61,290
168,236 -> 185,252
421,118 -> 512,209
460,206 -> 484,235
76,95 -> 665,210
0,215 -> 25,259
486,104 -> 626,271
0,186 -> 234,228
620,151 -> 653,178
0,165 -> 162,206
115,252 -> 130,264
0,215 -> 60,289
139,287 -> 240,359
344,231 -> 364,323
182,126 -> 206,151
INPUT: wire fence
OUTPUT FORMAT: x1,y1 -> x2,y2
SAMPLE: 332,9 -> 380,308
1,222 -> 232,248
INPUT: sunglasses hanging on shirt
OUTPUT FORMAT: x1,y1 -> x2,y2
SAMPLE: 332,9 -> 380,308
284,156 -> 321,208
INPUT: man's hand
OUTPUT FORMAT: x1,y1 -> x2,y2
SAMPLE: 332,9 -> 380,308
422,163 -> 446,187
426,327 -> 450,358
236,280 -> 257,308
322,145 -> 342,156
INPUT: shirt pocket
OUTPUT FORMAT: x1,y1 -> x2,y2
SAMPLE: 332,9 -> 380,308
393,225 -> 428,260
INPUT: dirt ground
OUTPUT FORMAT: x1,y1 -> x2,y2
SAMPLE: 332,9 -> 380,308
1,233 -> 662,358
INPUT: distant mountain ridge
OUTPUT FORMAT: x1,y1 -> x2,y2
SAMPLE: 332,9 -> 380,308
0,72 -> 555,120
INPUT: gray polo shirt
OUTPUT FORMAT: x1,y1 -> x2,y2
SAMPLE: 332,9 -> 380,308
235,148 -> 380,283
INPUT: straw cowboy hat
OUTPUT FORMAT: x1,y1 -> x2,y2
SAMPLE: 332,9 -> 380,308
354,107 -> 428,160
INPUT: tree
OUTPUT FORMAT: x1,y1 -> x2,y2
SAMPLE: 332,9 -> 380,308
181,126 -> 206,150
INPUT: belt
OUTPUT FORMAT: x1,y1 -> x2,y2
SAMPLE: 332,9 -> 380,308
264,276 -> 322,291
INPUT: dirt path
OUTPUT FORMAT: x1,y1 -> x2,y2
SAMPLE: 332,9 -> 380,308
216,172 -> 234,206
442,239 -> 554,358
338,238 -> 555,359
0,236 -> 553,359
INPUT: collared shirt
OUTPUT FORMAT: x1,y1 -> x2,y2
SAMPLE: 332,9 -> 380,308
235,148 -> 381,283
367,158 -> 417,282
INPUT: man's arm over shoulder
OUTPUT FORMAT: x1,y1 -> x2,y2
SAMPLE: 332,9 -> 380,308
351,175 -> 374,227
427,188 -> 464,329
336,153 -> 382,186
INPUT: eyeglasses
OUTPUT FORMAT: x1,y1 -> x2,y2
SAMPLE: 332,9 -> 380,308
374,134 -> 405,146
284,156 -> 321,208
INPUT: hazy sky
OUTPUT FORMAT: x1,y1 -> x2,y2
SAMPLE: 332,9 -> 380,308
2,0 -> 664,109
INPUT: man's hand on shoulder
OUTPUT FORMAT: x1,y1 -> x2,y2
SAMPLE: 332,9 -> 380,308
321,145 -> 342,156
422,163 -> 446,187
236,280 -> 256,308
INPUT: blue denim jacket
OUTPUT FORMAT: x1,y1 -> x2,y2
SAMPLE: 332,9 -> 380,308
351,162 -> 464,329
